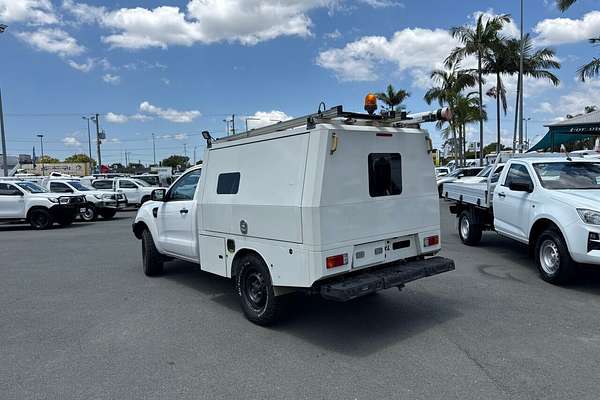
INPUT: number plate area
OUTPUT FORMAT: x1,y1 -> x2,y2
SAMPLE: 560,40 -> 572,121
352,236 -> 417,269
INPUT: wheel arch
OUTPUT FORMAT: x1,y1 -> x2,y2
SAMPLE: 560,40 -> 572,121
528,217 -> 564,255
26,205 -> 50,221
230,248 -> 268,279
132,220 -> 149,239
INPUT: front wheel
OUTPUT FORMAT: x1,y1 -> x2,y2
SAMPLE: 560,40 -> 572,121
29,209 -> 53,230
535,229 -> 577,284
80,205 -> 97,221
142,229 -> 164,276
236,254 -> 282,325
458,210 -> 482,245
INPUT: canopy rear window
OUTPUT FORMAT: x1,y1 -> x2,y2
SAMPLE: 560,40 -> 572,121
368,153 -> 402,197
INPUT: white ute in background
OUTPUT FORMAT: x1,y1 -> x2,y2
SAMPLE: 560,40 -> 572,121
92,178 -> 155,207
132,102 -> 456,325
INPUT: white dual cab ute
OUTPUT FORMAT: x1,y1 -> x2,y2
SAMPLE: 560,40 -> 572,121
444,153 -> 600,284
132,104 -> 456,324
0,180 -> 86,229
42,178 -> 126,221
91,178 -> 155,206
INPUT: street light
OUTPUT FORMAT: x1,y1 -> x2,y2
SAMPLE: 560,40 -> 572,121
37,134 -> 45,176
0,24 -> 7,176
523,117 -> 531,149
82,116 -> 94,173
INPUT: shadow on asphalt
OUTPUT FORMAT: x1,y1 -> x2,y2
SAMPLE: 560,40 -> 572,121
161,259 -> 462,357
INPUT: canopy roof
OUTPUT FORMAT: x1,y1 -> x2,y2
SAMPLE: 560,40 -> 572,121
528,110 -> 600,152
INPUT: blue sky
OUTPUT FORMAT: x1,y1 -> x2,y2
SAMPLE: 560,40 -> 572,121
1,0 -> 599,165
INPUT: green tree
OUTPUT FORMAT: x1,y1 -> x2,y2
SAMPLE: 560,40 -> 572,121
37,155 -> 59,163
482,142 -> 507,155
110,163 -> 125,172
375,84 -> 410,111
161,155 -> 189,169
452,92 -> 487,162
557,0 -> 576,11
577,38 -> 600,82
447,13 -> 511,164
64,153 -> 96,165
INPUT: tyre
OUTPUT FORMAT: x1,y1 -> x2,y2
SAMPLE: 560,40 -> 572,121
142,229 -> 164,276
99,209 -> 117,219
28,208 -> 54,230
458,210 -> 482,245
235,253 -> 282,325
80,205 -> 97,221
535,228 -> 577,284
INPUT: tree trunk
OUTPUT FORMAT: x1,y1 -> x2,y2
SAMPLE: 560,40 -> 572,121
478,51 -> 484,165
512,74 -> 521,154
496,72 -> 501,154
452,124 -> 459,165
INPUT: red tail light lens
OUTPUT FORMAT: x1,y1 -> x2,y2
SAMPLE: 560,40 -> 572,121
424,235 -> 440,247
326,254 -> 348,269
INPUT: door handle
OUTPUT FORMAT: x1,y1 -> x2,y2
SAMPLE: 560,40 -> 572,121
179,208 -> 189,214
497,192 -> 506,198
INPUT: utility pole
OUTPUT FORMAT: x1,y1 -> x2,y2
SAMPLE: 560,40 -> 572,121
231,114 -> 236,135
124,150 -> 128,168
183,143 -> 187,157
518,0 -> 525,153
223,119 -> 230,135
82,116 -> 93,174
193,145 -> 197,165
93,113 -> 102,170
0,88 -> 7,177
152,133 -> 156,165
37,134 -> 44,176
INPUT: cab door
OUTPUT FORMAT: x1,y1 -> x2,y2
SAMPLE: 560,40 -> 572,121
0,183 -> 26,218
157,169 -> 203,259
494,163 -> 535,240
117,179 -> 141,204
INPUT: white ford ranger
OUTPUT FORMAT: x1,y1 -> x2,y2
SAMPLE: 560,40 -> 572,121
132,104 -> 456,324
92,178 -> 155,207
42,178 -> 126,221
0,180 -> 86,229
445,154 -> 600,284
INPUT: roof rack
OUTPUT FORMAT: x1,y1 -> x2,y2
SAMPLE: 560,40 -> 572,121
213,105 -> 451,144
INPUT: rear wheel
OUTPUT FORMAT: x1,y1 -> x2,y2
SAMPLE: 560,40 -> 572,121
458,210 -> 482,245
142,229 -> 164,276
29,209 -> 53,230
535,228 -> 577,284
80,205 -> 97,221
99,209 -> 117,219
236,254 -> 282,325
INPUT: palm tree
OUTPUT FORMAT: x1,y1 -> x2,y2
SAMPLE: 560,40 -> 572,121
447,13 -> 511,164
375,84 -> 410,111
557,0 -> 576,11
577,38 -> 600,81
483,39 -> 511,154
508,35 -> 561,149
424,64 -> 477,164
454,92 -> 487,160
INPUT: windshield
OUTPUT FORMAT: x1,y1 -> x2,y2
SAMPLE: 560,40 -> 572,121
133,179 -> 150,187
533,162 -> 600,190
16,181 -> 48,193
448,169 -> 463,177
68,181 -> 92,191
477,166 -> 492,178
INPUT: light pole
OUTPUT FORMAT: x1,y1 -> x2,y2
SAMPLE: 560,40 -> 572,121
91,114 -> 102,171
82,116 -> 94,174
152,133 -> 156,165
518,0 -> 525,153
0,24 -> 8,176
523,117 -> 531,150
223,119 -> 230,135
37,134 -> 45,176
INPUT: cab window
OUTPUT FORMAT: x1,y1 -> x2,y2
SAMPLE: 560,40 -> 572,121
50,182 -> 72,193
92,180 -> 113,189
119,180 -> 138,189
169,169 -> 202,201
0,183 -> 20,195
503,164 -> 533,188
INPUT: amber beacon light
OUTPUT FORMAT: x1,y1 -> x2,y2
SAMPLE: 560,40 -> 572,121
364,93 -> 377,115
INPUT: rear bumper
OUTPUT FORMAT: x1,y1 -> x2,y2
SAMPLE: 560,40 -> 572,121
318,256 -> 455,301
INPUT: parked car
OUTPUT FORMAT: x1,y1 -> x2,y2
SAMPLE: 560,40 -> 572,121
92,178 -> 155,206
42,178 -> 126,221
435,167 -> 450,177
131,174 -> 160,187
0,180 -> 86,229
132,105 -> 455,325
445,154 -> 600,284
436,167 -> 483,197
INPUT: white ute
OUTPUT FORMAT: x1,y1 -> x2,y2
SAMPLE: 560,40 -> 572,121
92,178 -> 155,207
0,180 -> 86,229
444,153 -> 600,284
132,104 -> 456,324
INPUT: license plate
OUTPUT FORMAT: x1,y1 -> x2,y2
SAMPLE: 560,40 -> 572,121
80,208 -> 87,213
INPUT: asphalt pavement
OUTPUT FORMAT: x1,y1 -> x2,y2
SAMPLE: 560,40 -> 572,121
2,203 -> 600,400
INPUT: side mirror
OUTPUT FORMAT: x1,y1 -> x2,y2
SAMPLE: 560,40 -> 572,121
151,188 -> 166,202
509,181 -> 533,193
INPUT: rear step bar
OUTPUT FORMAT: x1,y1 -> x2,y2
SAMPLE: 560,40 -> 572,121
319,256 -> 455,302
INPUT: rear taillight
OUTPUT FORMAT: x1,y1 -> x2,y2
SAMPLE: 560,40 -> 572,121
326,253 -> 348,269
424,235 -> 440,247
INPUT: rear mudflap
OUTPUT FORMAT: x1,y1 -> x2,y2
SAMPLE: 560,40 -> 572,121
318,256 -> 455,302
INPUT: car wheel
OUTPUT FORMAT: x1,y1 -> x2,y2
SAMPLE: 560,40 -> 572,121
29,209 -> 53,230
99,209 -> 117,219
236,254 -> 282,325
458,210 -> 482,245
142,229 -> 164,277
80,205 -> 97,221
535,228 -> 577,284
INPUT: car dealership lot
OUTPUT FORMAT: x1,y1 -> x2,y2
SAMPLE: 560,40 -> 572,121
2,204 -> 600,400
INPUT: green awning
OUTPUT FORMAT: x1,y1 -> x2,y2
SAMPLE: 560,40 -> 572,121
528,124 -> 600,152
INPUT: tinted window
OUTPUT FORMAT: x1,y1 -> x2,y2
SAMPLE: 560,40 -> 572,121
504,164 -> 533,188
16,182 -> 47,193
217,172 -> 240,194
119,180 -> 138,189
368,153 -> 402,197
169,169 -> 202,200
92,180 -> 113,189
68,181 -> 92,191
0,183 -> 20,195
50,182 -> 72,193
463,168 -> 482,177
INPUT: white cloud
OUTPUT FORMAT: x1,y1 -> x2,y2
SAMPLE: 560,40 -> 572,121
61,0 -> 105,25
139,101 -> 201,123
67,58 -> 94,72
554,80 -> 600,116
106,112 -> 128,123
533,11 -> 600,46
161,78 -> 171,85
102,73 -> 120,84
358,0 -> 404,8
62,136 -> 81,146
0,0 -> 57,25
471,10 -> 520,39
324,29 -> 341,40
535,101 -> 555,114
16,28 -> 84,57
246,110 -> 292,129
130,113 -> 153,122
174,133 -> 188,140
317,28 -> 458,81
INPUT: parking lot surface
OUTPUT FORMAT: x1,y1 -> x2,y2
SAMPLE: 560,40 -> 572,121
2,203 -> 600,400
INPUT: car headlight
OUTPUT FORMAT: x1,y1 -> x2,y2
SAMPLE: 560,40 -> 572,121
93,194 -> 103,199
103,193 -> 114,199
49,197 -> 59,203
577,209 -> 600,225
59,197 -> 70,204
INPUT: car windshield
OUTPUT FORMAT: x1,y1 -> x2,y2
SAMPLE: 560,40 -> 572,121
477,166 -> 492,177
448,169 -> 464,177
133,179 -> 150,187
16,181 -> 48,193
533,162 -> 600,190
67,181 -> 92,191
